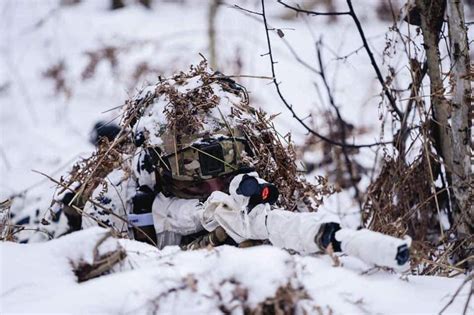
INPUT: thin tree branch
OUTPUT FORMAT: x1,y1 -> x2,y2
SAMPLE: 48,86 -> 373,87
277,0 -> 404,120
260,0 -> 390,149
233,4 -> 262,16
438,274 -> 473,315
345,0 -> 403,120
282,40 -> 321,75
315,40 -> 363,211
277,0 -> 350,16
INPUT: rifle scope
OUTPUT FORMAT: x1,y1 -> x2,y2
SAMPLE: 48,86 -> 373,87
236,175 -> 279,210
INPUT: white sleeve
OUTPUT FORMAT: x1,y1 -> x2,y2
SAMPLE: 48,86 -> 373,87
202,173 -> 341,253
200,188 -> 338,254
266,209 -> 339,254
336,228 -> 412,271
152,193 -> 204,235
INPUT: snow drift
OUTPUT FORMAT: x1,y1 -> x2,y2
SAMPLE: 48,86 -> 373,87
1,228 -> 470,314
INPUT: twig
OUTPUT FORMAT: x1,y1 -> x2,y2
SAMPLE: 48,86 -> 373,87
76,230 -> 126,282
4,225 -> 54,240
439,274 -> 473,315
82,250 -> 125,281
315,40 -> 363,211
278,0 -> 404,120
211,74 -> 274,80
334,44 -> 365,61
260,0 -> 390,149
93,230 -> 113,261
70,92 -> 154,207
463,279 -> 473,315
0,147 -> 11,170
325,243 -> 341,267
421,258 -> 465,274
415,104 -> 445,240
280,38 -> 321,75
345,0 -> 403,120
233,4 -> 262,16
277,0 -> 350,16
32,170 -> 158,247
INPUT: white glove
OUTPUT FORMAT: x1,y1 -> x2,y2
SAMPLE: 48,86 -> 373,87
336,228 -> 412,271
200,173 -> 270,243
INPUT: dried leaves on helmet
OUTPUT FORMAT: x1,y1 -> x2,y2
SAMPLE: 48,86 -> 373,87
56,61 -> 333,219
122,60 -> 333,211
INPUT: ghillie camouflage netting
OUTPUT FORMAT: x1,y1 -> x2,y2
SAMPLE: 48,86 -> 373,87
53,61 -> 334,229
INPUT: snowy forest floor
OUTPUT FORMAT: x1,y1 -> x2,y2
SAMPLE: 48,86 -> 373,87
2,228 -> 471,314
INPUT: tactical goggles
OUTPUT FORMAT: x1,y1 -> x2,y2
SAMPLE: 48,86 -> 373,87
160,137 -> 249,181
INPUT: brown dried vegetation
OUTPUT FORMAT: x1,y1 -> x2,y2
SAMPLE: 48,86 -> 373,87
54,61 -> 334,240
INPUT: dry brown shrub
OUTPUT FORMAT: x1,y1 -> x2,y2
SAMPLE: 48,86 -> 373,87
239,110 -> 335,212
160,62 -> 222,136
81,46 -> 120,81
247,283 -> 311,315
43,61 -> 72,98
59,137 -> 130,202
361,152 -> 467,274
72,231 -> 127,282
363,154 -> 440,240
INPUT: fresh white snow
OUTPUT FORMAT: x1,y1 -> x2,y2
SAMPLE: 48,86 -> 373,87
1,228 -> 470,314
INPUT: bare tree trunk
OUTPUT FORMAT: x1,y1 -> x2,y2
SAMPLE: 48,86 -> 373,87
446,0 -> 473,237
417,0 -> 473,267
416,0 -> 453,186
208,0 -> 220,69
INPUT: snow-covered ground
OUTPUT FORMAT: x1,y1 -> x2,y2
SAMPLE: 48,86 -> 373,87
1,0 -> 472,314
1,228 -> 471,314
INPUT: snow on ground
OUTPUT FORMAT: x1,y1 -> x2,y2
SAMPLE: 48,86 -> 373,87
1,228 -> 471,314
1,1 -> 473,314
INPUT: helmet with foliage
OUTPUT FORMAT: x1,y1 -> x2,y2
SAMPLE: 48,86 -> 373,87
126,62 -> 255,199
119,61 -> 333,209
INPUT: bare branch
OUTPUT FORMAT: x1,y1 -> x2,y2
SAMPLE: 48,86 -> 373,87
438,274 -> 473,315
345,0 -> 403,120
277,0 -> 404,120
315,40 -> 363,211
278,0 -> 350,16
280,38 -> 321,75
233,4 -> 262,16
260,0 -> 390,149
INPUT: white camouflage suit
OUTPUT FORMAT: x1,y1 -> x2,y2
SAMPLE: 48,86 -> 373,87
82,169 -> 411,271
78,66 -> 411,271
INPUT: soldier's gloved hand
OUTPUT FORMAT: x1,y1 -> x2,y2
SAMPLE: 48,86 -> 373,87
228,173 -> 254,208
200,174 -> 270,243
335,228 -> 412,271
228,172 -> 278,211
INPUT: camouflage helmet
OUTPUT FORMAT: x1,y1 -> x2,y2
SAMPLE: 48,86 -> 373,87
159,127 -> 248,179
157,127 -> 253,199
130,64 -> 255,198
